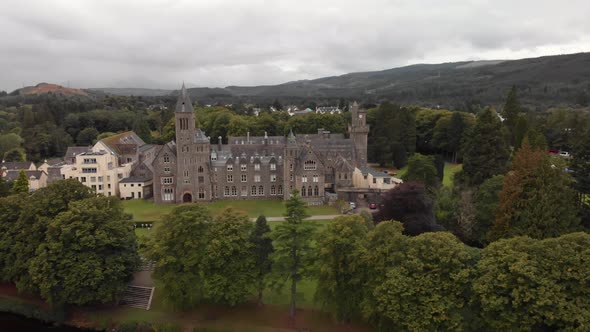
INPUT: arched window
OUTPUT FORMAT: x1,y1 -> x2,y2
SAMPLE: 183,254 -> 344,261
304,160 -> 316,170
198,188 -> 205,199
224,186 -> 230,196
308,186 -> 313,197
258,185 -> 264,195
198,166 -> 204,173
314,186 -> 319,196
301,186 -> 306,196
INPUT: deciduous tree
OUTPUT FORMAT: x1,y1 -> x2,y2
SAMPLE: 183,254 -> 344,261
402,153 -> 439,189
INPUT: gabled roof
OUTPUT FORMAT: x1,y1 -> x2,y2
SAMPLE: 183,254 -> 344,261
0,161 -> 34,170
98,131 -> 146,156
3,170 -> 46,181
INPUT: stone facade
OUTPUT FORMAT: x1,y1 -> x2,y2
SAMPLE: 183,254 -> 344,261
152,84 -> 370,205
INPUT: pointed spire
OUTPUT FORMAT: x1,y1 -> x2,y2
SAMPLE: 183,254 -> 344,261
176,82 -> 194,113
288,128 -> 296,144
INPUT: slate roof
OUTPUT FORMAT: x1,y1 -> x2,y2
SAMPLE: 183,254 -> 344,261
175,83 -> 194,113
4,170 -> 45,181
120,177 -> 151,183
359,166 -> 390,178
0,161 -> 34,170
98,131 -> 146,156
65,146 -> 91,161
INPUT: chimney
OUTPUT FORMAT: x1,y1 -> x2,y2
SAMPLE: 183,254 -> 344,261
218,136 -> 222,150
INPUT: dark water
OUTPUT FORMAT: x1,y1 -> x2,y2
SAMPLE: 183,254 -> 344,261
0,312 -> 95,332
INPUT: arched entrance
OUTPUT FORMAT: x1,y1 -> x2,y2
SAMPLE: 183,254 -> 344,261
182,193 -> 192,203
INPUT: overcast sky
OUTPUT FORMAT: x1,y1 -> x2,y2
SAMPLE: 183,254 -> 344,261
1,0 -> 589,92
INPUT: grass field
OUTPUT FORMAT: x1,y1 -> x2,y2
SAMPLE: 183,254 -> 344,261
123,199 -> 339,222
443,162 -> 463,187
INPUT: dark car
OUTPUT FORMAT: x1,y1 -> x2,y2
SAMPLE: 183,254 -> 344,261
369,203 -> 378,209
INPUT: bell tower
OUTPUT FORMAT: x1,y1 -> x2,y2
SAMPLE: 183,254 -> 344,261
348,101 -> 369,166
175,83 -> 197,202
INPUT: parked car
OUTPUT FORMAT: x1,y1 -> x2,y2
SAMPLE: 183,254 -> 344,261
559,151 -> 571,158
369,203 -> 378,209
349,202 -> 356,210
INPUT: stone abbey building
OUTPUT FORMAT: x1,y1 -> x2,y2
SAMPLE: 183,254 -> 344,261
151,84 -> 372,205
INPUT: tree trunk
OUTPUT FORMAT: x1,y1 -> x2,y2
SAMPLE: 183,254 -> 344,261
290,273 -> 296,320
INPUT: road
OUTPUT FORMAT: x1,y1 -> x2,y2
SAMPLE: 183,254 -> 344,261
249,214 -> 342,222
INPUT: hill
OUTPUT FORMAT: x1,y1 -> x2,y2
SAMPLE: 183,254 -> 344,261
86,88 -> 173,97
14,83 -> 88,97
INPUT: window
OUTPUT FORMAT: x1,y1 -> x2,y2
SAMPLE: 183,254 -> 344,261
138,192 -> 142,198
184,178 -> 190,184
131,184 -> 135,187
289,163 -> 293,171
224,186 -> 230,196
184,170 -> 189,177
314,186 -> 319,196
227,164 -> 233,171
373,178 -> 377,184
258,185 -> 264,195
83,158 -> 97,164
82,168 -> 97,173
198,166 -> 204,173
98,176 -> 103,182
91,185 -> 96,190
198,176 -> 204,183
254,175 -> 261,182
80,177 -> 87,183
127,158 -> 132,163
270,174 -> 277,182
278,185 -> 283,195
163,154 -> 170,163
164,167 -> 170,173
107,176 -> 111,181
270,163 -> 276,171
108,184 -> 111,189
241,174 -> 247,182
302,175 -> 308,183
313,175 -> 319,183
98,184 -> 103,190
301,186 -> 306,196
227,174 -> 233,182
138,184 -> 142,187
271,185 -> 276,195
231,186 -> 237,196
251,186 -> 257,196
241,164 -> 247,171
241,186 -> 247,196
304,160 -> 316,170
254,163 -> 260,171
163,188 -> 173,201
162,177 -> 173,184
290,173 -> 293,181
308,186 -> 313,196
91,176 -> 96,182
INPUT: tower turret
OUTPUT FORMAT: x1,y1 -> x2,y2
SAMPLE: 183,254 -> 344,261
348,101 -> 369,166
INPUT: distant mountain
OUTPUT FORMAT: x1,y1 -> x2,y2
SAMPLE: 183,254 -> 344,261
86,88 -> 173,97
90,52 -> 590,109
14,83 -> 88,97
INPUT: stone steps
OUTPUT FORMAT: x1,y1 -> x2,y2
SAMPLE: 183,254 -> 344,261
119,285 -> 155,310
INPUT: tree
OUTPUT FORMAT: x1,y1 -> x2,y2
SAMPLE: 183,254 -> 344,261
250,215 -> 274,305
473,175 -> 504,247
373,232 -> 478,331
315,215 -> 368,321
0,176 -> 9,197
76,127 -> 99,145
402,153 -> 439,189
461,108 -> 510,186
0,133 -> 24,158
0,194 -> 25,281
202,208 -> 255,306
12,170 -> 29,193
132,111 -> 152,143
29,197 -> 139,305
489,139 -> 580,241
3,147 -> 26,162
271,190 -> 315,320
571,128 -> 590,202
7,179 -> 95,292
502,86 -> 522,142
142,204 -> 211,309
473,233 -> 590,330
513,115 -> 528,148
375,182 -> 442,236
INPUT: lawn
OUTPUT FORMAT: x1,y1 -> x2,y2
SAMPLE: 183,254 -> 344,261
123,199 -> 339,222
443,162 -> 463,187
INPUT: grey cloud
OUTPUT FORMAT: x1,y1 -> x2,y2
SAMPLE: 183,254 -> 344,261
0,0 -> 589,91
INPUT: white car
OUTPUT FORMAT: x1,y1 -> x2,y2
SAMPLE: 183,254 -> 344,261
349,202 -> 356,210
559,151 -> 571,158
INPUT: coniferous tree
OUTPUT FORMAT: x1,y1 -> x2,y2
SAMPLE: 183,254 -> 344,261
571,129 -> 590,202
489,139 -> 580,241
513,115 -> 528,148
12,170 -> 29,194
271,190 -> 315,320
250,215 -> 274,305
0,176 -> 10,197
461,108 -> 510,186
502,86 -> 521,142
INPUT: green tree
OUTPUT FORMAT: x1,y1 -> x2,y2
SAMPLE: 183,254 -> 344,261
402,153 -> 439,189
251,215 -> 274,305
76,127 -> 99,145
29,197 -> 139,305
461,108 -> 510,186
473,175 -> 504,247
0,133 -> 24,158
571,129 -> 590,202
513,115 -> 528,148
0,194 -> 25,281
203,208 -> 255,306
315,215 -> 368,321
0,176 -> 9,197
7,179 -> 95,292
142,204 -> 211,309
132,110 -> 152,143
373,232 -> 478,331
502,86 -> 522,142
12,170 -> 29,193
490,140 -> 580,241
3,147 -> 26,162
473,233 -> 590,330
271,190 -> 315,320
